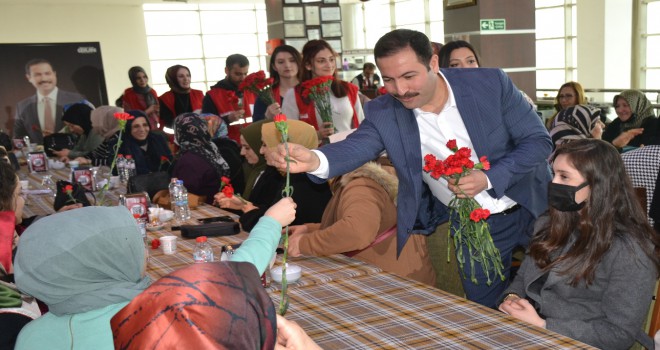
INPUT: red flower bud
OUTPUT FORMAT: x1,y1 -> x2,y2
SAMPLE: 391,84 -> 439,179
446,139 -> 457,151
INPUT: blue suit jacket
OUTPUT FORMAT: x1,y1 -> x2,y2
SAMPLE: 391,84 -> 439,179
315,68 -> 552,253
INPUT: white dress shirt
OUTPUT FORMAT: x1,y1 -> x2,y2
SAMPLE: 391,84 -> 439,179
312,72 -> 517,213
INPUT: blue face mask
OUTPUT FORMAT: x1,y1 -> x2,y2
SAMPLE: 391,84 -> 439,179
548,182 -> 588,212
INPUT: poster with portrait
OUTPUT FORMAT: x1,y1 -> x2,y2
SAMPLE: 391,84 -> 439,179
0,42 -> 108,136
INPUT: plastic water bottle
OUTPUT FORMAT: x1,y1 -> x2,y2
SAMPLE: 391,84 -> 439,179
193,236 -> 214,263
133,214 -> 147,242
174,180 -> 191,221
117,155 -> 126,183
125,155 -> 136,181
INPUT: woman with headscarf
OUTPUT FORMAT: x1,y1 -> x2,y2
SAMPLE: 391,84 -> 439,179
52,103 -> 104,161
158,65 -> 204,131
118,110 -> 172,175
215,120 -> 332,232
549,104 -> 605,159
172,113 -> 231,203
602,89 -> 658,151
122,66 -> 160,130
111,260 -> 320,349
13,206 -> 151,350
111,262 -> 275,349
73,106 -> 124,167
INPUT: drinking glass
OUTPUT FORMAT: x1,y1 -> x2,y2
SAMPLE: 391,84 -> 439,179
41,174 -> 55,197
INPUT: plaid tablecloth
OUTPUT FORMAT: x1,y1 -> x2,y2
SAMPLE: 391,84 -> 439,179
271,272 -> 595,350
145,206 -> 383,291
20,167 -> 124,217
19,168 -> 593,349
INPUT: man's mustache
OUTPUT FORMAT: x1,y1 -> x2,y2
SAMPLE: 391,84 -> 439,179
38,80 -> 53,85
392,92 -> 419,99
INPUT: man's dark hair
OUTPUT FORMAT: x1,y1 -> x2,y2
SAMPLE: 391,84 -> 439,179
226,54 -> 249,69
363,62 -> 376,71
374,29 -> 433,69
25,58 -> 53,75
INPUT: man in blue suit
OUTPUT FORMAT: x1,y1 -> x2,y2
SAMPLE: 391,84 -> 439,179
269,29 -> 552,308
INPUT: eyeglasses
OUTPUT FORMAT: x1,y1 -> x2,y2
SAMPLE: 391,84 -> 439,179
558,94 -> 575,100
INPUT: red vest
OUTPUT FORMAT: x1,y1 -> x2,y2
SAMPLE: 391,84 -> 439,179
123,88 -> 158,111
206,88 -> 256,143
294,81 -> 359,130
159,89 -> 204,117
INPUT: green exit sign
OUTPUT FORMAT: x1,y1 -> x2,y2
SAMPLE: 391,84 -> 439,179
480,19 -> 506,31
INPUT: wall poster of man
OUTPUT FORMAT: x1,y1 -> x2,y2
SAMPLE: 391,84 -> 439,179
0,42 -> 108,144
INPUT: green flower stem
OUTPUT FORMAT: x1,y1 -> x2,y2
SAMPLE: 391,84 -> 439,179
97,128 -> 124,206
278,133 -> 292,316
446,175 -> 505,286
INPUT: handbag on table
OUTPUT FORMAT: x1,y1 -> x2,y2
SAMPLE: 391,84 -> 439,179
53,180 -> 92,211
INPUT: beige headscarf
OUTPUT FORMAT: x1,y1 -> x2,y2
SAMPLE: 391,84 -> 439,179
90,106 -> 123,139
261,120 -> 318,150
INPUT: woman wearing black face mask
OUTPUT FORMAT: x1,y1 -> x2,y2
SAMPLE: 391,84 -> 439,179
498,139 -> 660,350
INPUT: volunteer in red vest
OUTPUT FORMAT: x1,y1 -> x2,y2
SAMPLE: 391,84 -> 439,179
281,40 -> 364,141
122,66 -> 160,130
202,54 -> 256,144
158,65 -> 204,132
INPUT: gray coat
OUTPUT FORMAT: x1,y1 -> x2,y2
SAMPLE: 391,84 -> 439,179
13,89 -> 85,144
502,222 -> 657,349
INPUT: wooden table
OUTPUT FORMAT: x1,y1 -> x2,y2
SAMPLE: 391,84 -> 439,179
20,167 -> 595,349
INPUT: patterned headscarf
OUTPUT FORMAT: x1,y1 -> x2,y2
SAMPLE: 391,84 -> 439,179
550,104 -> 601,147
613,90 -> 656,131
90,106 -> 124,139
174,113 -> 230,177
14,206 -> 150,316
111,262 -> 277,350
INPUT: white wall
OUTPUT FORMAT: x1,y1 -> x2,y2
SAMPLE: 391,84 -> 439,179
0,3 -> 151,106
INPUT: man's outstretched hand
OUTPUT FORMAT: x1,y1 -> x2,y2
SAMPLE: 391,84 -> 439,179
265,142 -> 320,174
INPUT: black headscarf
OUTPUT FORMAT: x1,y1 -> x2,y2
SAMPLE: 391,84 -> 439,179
128,66 -> 158,107
61,103 -> 94,135
120,110 -> 172,175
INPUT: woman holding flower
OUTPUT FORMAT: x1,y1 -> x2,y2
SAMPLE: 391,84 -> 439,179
252,45 -> 302,122
499,139 -> 660,349
214,120 -> 331,232
281,40 -> 364,140
118,110 -> 172,175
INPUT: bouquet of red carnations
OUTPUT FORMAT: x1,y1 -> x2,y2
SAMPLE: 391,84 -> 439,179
239,70 -> 275,106
301,76 -> 334,126
423,139 -> 504,285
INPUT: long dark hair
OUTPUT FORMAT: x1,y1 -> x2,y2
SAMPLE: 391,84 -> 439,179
301,40 -> 347,98
529,139 -> 660,285
269,45 -> 301,88
0,161 -> 17,211
438,40 -> 481,68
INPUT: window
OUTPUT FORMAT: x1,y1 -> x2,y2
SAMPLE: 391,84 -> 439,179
646,1 -> 660,91
143,3 -> 268,94
535,0 -> 577,99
